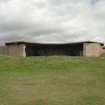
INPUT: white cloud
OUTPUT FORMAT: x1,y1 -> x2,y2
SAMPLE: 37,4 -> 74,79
0,0 -> 105,44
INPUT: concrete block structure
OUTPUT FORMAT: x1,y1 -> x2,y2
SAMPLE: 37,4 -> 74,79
0,43 -> 26,57
83,42 -> 104,57
0,41 -> 104,57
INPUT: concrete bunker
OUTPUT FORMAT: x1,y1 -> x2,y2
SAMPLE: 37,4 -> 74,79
0,41 -> 104,57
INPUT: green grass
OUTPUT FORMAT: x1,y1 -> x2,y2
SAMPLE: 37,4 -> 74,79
0,56 -> 105,105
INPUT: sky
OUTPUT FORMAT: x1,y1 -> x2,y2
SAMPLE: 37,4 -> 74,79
0,0 -> 105,44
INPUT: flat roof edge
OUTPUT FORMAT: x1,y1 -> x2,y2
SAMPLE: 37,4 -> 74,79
5,41 -> 104,45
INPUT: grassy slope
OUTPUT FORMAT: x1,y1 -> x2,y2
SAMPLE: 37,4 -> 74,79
0,56 -> 105,105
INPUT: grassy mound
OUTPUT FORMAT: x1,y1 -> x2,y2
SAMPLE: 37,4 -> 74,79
0,56 -> 105,105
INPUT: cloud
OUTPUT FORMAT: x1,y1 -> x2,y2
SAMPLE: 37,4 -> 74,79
0,0 -> 105,44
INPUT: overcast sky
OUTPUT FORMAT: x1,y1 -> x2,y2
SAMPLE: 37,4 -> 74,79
0,0 -> 105,44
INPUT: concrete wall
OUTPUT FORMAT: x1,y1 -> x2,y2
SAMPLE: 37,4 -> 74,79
0,44 -> 26,57
83,43 -> 104,57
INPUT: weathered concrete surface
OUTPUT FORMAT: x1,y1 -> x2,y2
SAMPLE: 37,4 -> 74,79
0,44 -> 26,57
83,43 -> 104,57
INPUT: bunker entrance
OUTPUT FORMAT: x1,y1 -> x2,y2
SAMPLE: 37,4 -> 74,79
25,44 -> 83,56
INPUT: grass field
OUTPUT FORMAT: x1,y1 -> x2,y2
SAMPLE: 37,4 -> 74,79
0,56 -> 105,105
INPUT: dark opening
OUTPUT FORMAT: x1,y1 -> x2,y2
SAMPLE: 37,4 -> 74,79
25,43 -> 83,56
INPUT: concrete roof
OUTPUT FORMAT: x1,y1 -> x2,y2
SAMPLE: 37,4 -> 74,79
5,40 -> 104,45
